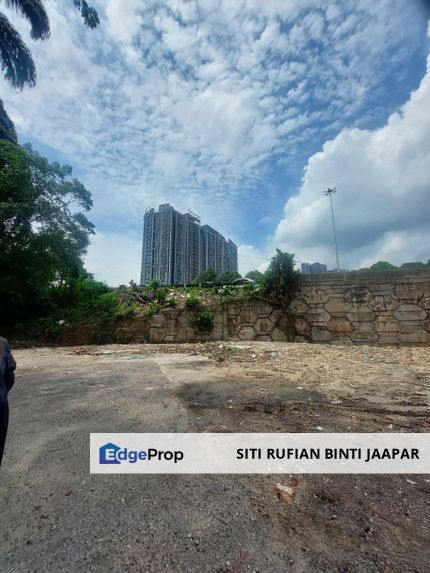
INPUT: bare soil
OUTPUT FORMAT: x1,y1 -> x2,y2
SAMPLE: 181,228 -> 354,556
1,342 -> 429,572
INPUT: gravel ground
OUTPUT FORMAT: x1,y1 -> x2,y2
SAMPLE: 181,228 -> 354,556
1,342 -> 429,573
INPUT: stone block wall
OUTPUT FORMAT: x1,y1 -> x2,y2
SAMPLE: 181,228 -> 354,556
57,299 -> 287,345
293,268 -> 430,345
57,269 -> 430,346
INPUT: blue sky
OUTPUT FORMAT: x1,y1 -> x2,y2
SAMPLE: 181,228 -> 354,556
1,0 -> 430,284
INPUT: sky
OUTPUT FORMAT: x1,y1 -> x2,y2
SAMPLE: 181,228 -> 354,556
1,0 -> 430,284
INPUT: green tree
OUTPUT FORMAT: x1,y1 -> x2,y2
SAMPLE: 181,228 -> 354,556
0,99 -> 17,143
400,261 -> 427,269
245,270 -> 264,283
264,249 -> 299,301
0,140 -> 94,327
369,261 -> 397,270
264,250 -> 299,340
192,268 -> 217,285
216,271 -> 241,285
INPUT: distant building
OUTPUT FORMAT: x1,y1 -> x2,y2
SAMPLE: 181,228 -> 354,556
227,239 -> 238,273
200,225 -> 219,273
182,212 -> 201,285
301,262 -> 328,274
199,226 -> 238,276
141,204 -> 238,285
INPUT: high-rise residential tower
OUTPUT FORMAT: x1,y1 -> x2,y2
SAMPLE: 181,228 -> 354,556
140,207 -> 157,285
141,204 -> 238,285
300,262 -> 328,274
182,212 -> 201,284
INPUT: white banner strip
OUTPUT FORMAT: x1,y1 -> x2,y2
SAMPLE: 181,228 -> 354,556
90,433 -> 430,474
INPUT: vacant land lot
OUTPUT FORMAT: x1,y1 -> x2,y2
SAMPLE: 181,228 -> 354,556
1,342 -> 430,572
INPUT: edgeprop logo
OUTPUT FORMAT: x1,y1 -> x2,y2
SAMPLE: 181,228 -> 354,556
99,442 -> 184,465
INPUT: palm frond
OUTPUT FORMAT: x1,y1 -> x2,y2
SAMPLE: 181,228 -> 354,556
0,11 -> 36,89
72,0 -> 99,29
3,0 -> 50,40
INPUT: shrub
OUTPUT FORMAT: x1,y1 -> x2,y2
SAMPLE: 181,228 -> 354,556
166,296 -> 177,307
155,288 -> 167,303
142,302 -> 159,317
222,285 -> 235,296
36,317 -> 66,339
185,294 -> 200,309
148,279 -> 160,291
190,309 -> 214,332
114,304 -> 136,320
243,283 -> 259,295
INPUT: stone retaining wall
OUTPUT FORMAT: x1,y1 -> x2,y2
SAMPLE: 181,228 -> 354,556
293,268 -> 430,344
57,298 -> 287,345
57,269 -> 430,345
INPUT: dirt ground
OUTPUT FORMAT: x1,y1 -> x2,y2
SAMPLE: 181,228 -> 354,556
1,341 -> 430,572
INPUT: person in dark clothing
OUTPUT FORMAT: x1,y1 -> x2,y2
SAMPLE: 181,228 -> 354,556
0,336 -> 16,466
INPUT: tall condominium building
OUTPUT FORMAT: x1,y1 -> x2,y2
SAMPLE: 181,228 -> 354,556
182,212 -> 201,284
141,204 -> 238,285
200,225 -> 218,273
301,262 -> 328,274
200,226 -> 238,276
227,239 -> 238,272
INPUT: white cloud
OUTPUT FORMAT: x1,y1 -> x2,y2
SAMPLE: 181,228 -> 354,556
238,244 -> 271,276
274,49 -> 430,269
105,0 -> 143,45
85,232 -> 141,286
0,0 -> 428,283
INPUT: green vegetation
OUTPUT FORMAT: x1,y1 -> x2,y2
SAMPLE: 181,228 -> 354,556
245,270 -> 265,283
14,278 -> 139,338
141,302 -> 159,318
185,293 -> 200,309
262,249 -> 299,340
217,271 -> 241,284
192,268 -> 241,286
264,250 -> 299,302
0,140 -> 95,331
190,309 -> 214,332
0,100 -> 17,143
155,287 -> 167,304
358,260 -> 430,271
192,269 -> 217,285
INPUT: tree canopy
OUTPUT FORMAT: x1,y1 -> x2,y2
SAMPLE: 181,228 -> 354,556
264,249 -> 298,301
0,99 -> 17,143
217,271 -> 241,284
358,260 -> 429,271
192,269 -> 242,286
0,140 -> 94,327
192,269 -> 217,285
245,270 -> 265,283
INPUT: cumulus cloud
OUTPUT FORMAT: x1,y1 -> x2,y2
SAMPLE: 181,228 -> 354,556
274,46 -> 430,269
85,231 -> 142,286
238,244 -> 272,276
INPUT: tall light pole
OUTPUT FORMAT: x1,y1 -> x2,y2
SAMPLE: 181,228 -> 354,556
324,187 -> 340,272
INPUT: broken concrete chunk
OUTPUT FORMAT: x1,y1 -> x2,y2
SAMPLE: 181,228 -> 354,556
275,483 -> 295,503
